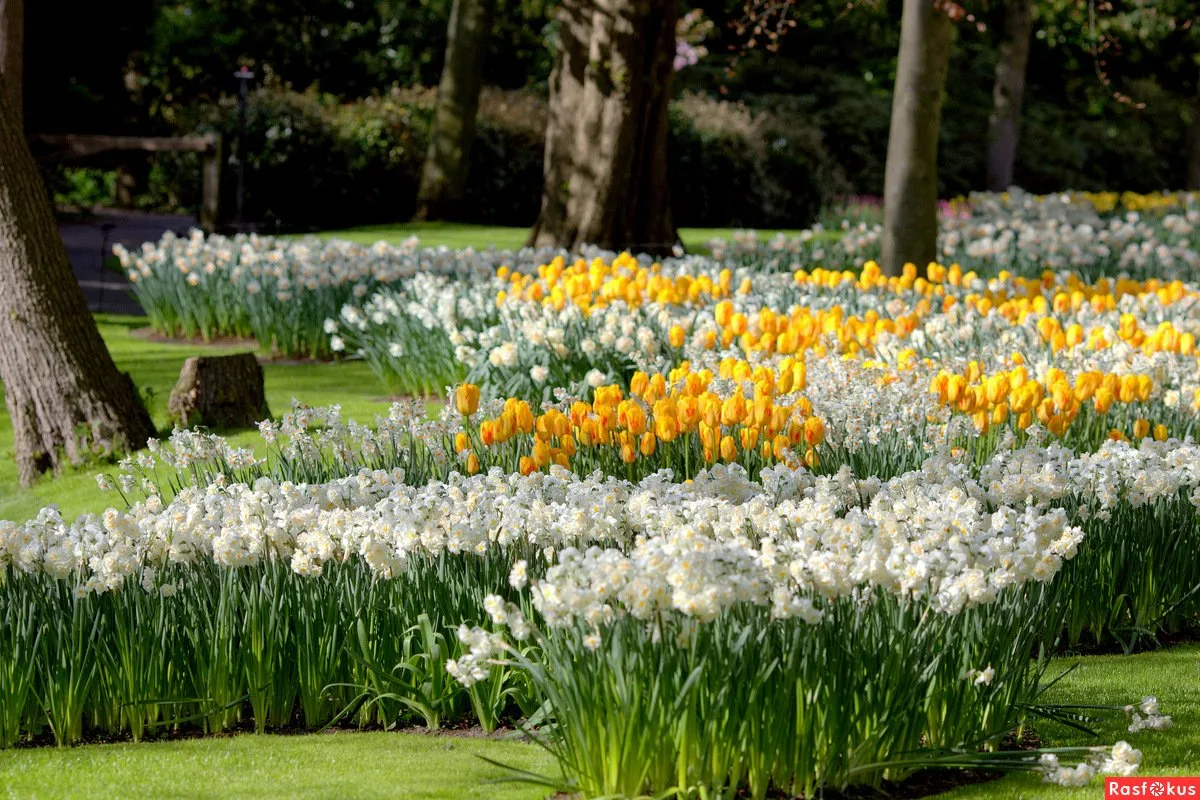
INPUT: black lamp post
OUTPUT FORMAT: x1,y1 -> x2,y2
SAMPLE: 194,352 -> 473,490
98,222 -> 117,313
233,66 -> 255,228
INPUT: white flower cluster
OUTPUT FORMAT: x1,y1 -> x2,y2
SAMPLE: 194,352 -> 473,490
445,625 -> 507,686
445,595 -> 533,687
116,230 -> 539,295
0,449 -> 1100,608
528,462 -> 1084,636
975,438 -> 1200,510
715,189 -> 1200,280
1127,696 -> 1174,733
1039,741 -> 1143,786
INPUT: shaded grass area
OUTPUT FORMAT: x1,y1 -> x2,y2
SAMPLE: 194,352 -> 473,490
0,315 -> 397,524
314,221 -> 816,253
0,647 -> 1194,799
0,731 -> 558,800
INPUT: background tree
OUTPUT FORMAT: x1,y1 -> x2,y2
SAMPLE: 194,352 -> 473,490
528,0 -> 681,255
23,0 -> 1200,233
985,0 -> 1033,190
1188,63 -> 1200,189
881,0 -> 953,276
415,0 -> 496,221
0,4 -> 156,486
0,0 -> 19,126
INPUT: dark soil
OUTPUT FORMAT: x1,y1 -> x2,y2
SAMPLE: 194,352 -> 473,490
1056,624 -> 1199,658
129,325 -> 260,350
128,326 -> 333,365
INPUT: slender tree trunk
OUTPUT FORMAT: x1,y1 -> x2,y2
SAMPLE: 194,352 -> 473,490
116,64 -> 150,209
1188,66 -> 1200,190
114,160 -> 149,209
414,0 -> 496,221
0,0 -> 21,128
528,0 -> 680,256
0,85 -> 156,487
985,0 -> 1033,191
881,0 -> 952,277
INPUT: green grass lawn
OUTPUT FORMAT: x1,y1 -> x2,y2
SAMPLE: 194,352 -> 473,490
941,644 -> 1200,798
1,645 -> 1194,799
0,315 -> 398,524
0,731 -> 558,800
315,221 -> 813,253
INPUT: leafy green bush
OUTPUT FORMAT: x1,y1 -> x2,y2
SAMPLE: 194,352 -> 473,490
669,92 -> 849,227
150,87 -> 847,231
45,167 -> 118,210
1014,79 -> 1190,194
118,71 -> 1197,232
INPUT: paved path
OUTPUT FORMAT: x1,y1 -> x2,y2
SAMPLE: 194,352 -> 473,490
58,209 -> 198,316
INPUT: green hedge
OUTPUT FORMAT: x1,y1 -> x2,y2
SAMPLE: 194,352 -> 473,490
57,77 -> 1189,230
143,88 -> 843,231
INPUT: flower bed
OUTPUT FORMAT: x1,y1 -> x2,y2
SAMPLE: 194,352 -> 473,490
6,195 -> 1199,795
2,403 -> 1186,791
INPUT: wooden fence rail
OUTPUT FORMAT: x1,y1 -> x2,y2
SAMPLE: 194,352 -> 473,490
30,133 -> 222,232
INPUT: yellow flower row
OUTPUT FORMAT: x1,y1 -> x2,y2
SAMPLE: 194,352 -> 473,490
710,299 -> 925,358
490,253 -> 1198,370
454,363 -> 825,476
1033,316 -> 1198,356
496,252 -> 734,312
962,190 -> 1198,214
709,276 -> 1195,363
930,363 -> 1165,436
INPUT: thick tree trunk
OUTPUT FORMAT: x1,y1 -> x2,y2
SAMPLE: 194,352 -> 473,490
414,0 -> 495,221
985,0 -> 1033,191
528,0 -> 680,256
881,0 -> 952,277
168,353 -> 270,430
0,85 -> 156,487
0,0 -> 21,128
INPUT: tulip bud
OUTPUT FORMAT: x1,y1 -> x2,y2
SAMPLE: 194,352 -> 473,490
456,384 -> 481,417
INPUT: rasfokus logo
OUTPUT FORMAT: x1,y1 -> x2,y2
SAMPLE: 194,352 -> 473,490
1106,778 -> 1200,798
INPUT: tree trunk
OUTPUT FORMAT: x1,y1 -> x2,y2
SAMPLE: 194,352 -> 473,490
985,0 -> 1033,192
1188,67 -> 1200,190
528,0 -> 680,256
168,353 -> 270,430
414,0 -> 496,221
0,84 -> 156,487
114,160 -> 150,209
881,0 -> 952,277
0,0 -> 21,128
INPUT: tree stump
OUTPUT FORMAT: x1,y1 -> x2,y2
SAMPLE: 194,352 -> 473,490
168,353 -> 270,430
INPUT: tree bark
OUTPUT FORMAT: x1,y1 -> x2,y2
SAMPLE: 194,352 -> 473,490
0,84 -> 156,487
168,353 -> 270,430
114,159 -> 150,209
0,0 -> 21,129
985,0 -> 1033,191
414,0 -> 496,221
528,0 -> 681,256
881,0 -> 952,277
1188,66 -> 1200,190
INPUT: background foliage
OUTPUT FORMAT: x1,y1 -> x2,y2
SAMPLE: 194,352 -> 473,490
27,0 -> 1200,228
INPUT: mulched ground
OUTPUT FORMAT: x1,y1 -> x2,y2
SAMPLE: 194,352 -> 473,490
129,326 -> 260,350
128,326 -> 333,366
